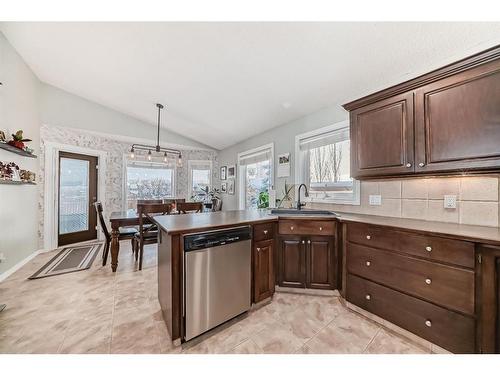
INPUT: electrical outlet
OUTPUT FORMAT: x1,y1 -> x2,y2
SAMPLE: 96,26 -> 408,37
369,195 -> 382,206
0,253 -> 5,263
444,195 -> 457,209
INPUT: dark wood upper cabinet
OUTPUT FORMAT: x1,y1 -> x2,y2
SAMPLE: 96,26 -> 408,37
415,59 -> 500,173
253,239 -> 275,303
306,236 -> 335,290
344,45 -> 500,179
350,92 -> 414,178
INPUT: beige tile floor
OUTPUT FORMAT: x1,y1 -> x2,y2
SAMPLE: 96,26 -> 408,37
0,241 -> 431,354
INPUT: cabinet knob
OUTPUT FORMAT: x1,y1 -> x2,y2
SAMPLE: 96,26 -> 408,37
425,246 -> 432,252
307,240 -> 311,244
302,240 -> 305,244
425,278 -> 432,285
319,227 -> 323,231
366,235 -> 371,240
425,320 -> 432,327
290,226 -> 294,231
406,163 -> 412,168
256,247 -> 261,252
263,230 -> 268,235
365,294 -> 371,300
366,261 -> 371,267
419,162 -> 425,167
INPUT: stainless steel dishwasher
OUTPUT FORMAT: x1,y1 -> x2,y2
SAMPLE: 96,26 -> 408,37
183,226 -> 252,341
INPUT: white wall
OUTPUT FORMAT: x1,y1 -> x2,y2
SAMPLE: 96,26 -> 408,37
40,83 -> 213,151
0,32 -> 41,275
218,106 -> 347,209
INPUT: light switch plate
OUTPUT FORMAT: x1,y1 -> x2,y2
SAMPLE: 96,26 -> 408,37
369,195 -> 382,206
443,195 -> 457,209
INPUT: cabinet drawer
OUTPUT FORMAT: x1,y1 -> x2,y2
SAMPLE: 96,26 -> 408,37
346,274 -> 475,353
253,222 -> 275,242
347,222 -> 475,268
347,243 -> 475,315
279,220 -> 335,236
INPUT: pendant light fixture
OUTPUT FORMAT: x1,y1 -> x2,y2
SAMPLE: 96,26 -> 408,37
129,103 -> 182,164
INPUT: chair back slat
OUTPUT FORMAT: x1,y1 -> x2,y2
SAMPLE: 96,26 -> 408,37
177,202 -> 203,214
137,202 -> 173,237
94,202 -> 111,241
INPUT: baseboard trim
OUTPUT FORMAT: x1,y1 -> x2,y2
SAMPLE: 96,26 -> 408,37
0,249 -> 42,283
275,286 -> 339,297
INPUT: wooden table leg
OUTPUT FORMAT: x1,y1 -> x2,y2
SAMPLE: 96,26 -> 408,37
111,224 -> 120,272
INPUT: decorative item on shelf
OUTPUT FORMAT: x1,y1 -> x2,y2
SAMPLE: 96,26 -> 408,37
7,130 -> 33,154
227,165 -> 236,179
221,182 -> 227,193
0,130 -> 6,143
0,161 -> 20,181
20,169 -> 36,183
227,179 -> 235,195
128,103 -> 182,166
220,166 -> 227,180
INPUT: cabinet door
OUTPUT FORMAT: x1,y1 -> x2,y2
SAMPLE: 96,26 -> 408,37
415,59 -> 500,173
306,236 -> 335,290
350,92 -> 414,178
253,239 -> 275,303
278,236 -> 306,288
478,245 -> 500,353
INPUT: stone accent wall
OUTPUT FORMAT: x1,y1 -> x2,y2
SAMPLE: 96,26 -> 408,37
38,124 -> 218,244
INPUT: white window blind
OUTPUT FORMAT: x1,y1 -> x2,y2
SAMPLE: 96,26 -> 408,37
238,149 -> 273,166
299,127 -> 350,151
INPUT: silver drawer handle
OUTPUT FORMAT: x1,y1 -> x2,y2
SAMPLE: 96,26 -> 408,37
290,226 -> 294,231
366,235 -> 371,240
425,278 -> 432,285
307,240 -> 311,244
425,320 -> 432,327
425,246 -> 432,252
257,247 -> 261,252
319,227 -> 323,231
301,240 -> 305,244
365,294 -> 371,300
419,162 -> 425,167
406,163 -> 412,168
263,230 -> 268,235
366,261 -> 371,267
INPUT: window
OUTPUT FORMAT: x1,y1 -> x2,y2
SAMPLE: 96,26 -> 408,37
296,121 -> 360,205
238,143 -> 274,209
188,160 -> 212,200
125,161 -> 175,209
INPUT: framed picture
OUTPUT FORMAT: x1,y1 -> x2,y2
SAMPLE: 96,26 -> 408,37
227,165 -> 236,179
278,152 -> 290,177
221,182 -> 227,193
227,179 -> 235,195
220,166 -> 227,180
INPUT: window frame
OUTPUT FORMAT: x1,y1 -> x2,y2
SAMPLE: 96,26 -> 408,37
122,155 -> 177,210
237,142 -> 274,210
187,159 -> 213,201
295,121 -> 360,205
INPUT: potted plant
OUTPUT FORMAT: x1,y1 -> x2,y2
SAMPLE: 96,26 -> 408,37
257,191 -> 269,209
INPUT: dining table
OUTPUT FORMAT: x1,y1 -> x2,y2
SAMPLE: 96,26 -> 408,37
108,205 -> 212,272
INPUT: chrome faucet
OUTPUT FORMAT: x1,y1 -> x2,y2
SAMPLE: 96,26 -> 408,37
296,184 -> 309,210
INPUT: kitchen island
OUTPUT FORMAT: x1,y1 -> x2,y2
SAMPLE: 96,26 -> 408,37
153,209 -> 500,353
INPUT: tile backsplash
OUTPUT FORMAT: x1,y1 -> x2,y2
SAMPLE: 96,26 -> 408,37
310,176 -> 500,227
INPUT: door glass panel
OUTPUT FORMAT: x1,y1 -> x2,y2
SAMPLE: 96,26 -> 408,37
59,158 -> 90,234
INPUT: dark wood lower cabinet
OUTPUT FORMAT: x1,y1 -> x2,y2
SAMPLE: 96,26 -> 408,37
478,245 -> 500,353
253,239 -> 275,303
278,236 -> 306,288
278,235 -> 335,290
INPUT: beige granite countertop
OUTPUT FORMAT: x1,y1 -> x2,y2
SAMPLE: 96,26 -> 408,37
153,209 -> 500,245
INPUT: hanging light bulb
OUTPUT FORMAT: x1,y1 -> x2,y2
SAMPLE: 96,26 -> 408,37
130,147 -> 135,159
163,152 -> 168,163
177,153 -> 182,167
147,150 -> 152,161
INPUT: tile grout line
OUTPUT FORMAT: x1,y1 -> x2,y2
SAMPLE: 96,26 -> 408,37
362,327 -> 381,353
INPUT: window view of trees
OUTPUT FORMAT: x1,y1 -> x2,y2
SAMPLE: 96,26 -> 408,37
245,160 -> 270,209
126,165 -> 173,209
308,139 -> 352,199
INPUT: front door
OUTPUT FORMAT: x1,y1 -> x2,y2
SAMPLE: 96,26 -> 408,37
58,151 -> 98,246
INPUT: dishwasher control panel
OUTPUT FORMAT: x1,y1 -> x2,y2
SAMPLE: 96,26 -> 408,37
184,226 -> 252,251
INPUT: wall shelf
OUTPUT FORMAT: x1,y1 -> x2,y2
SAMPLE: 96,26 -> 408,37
0,142 -> 37,158
0,180 -> 36,185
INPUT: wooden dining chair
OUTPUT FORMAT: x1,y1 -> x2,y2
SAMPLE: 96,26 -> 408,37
134,202 -> 173,270
136,199 -> 163,206
94,202 -> 137,266
177,202 -> 203,214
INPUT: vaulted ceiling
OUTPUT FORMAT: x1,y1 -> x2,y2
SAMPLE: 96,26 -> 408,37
2,22 -> 500,149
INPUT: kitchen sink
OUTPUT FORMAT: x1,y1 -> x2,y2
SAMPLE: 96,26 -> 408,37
270,208 -> 337,216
